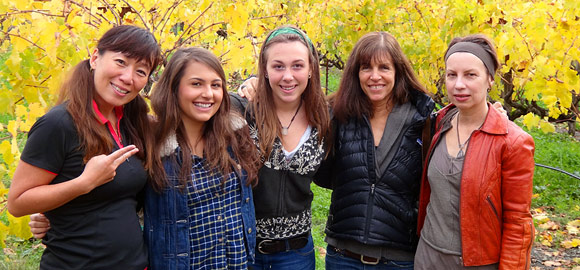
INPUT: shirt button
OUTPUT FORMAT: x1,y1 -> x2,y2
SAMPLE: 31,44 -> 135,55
237,164 -> 241,170
245,198 -> 250,203
248,228 -> 252,233
218,215 -> 222,220
219,238 -> 223,242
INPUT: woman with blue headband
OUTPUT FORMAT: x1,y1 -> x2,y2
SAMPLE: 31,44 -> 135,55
231,25 -> 330,270
415,34 -> 535,269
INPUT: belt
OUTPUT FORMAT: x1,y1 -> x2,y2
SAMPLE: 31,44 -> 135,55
328,245 -> 381,265
257,234 -> 309,254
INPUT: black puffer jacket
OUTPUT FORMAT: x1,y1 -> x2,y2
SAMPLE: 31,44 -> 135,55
315,90 -> 434,251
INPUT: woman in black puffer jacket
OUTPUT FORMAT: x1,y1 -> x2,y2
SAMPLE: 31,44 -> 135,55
314,31 -> 434,270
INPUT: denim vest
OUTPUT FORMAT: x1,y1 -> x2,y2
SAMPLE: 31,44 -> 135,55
143,148 -> 257,270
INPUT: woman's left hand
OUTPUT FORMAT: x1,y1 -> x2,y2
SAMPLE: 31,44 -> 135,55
492,101 -> 508,118
29,213 -> 50,239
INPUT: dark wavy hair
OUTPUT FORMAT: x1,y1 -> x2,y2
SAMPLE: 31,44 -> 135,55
332,31 -> 427,122
56,25 -> 162,163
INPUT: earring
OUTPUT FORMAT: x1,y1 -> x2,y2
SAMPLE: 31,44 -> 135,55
265,74 -> 268,79
308,73 -> 311,79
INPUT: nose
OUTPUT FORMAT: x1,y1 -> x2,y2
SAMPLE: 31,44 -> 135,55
282,69 -> 294,81
369,68 -> 380,80
118,68 -> 134,85
200,84 -> 214,98
455,75 -> 466,89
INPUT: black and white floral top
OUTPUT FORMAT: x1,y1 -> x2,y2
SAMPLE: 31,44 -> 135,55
249,124 -> 326,239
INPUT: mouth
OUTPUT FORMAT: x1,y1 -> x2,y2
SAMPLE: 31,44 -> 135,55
280,85 -> 297,92
111,83 -> 129,95
194,102 -> 213,108
369,84 -> 385,90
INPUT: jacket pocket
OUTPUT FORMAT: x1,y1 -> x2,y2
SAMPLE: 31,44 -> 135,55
486,195 -> 501,223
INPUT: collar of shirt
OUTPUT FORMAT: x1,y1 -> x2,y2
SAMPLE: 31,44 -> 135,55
92,100 -> 125,148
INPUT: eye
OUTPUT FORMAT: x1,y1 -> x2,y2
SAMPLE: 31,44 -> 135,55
446,73 -> 457,78
360,65 -> 370,71
273,64 -> 284,70
191,81 -> 201,86
292,63 -> 304,69
136,69 -> 148,77
212,82 -> 222,88
381,65 -> 391,70
115,59 -> 126,66
468,73 -> 478,77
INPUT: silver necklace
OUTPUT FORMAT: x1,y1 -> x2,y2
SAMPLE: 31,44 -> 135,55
456,113 -> 471,158
279,99 -> 303,136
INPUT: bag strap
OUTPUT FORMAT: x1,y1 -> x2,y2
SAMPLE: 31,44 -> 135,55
421,115 -> 432,163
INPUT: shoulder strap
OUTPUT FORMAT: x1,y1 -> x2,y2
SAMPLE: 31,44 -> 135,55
421,115 -> 432,163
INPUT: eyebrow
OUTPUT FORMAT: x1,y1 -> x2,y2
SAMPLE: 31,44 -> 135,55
186,77 -> 222,82
271,59 -> 306,64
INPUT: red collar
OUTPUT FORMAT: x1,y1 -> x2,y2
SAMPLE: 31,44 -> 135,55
92,100 -> 125,148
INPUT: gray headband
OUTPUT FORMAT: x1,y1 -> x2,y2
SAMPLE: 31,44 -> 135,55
444,42 -> 496,78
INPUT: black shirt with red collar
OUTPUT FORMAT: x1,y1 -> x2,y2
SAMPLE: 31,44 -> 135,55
21,103 -> 148,270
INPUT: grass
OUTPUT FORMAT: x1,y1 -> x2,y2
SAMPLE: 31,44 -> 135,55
527,126 -> 580,221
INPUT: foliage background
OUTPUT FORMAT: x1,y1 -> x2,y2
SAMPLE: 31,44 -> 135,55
0,0 -> 579,266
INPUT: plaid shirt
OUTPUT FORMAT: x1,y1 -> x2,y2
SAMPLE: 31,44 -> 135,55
187,156 -> 247,270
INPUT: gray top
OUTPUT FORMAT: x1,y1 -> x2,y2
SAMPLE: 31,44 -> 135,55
421,120 -> 465,255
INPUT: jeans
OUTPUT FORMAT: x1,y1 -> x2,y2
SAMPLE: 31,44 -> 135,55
249,234 -> 315,270
325,245 -> 414,270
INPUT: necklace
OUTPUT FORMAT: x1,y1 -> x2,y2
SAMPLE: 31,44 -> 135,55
456,113 -> 471,158
279,99 -> 303,136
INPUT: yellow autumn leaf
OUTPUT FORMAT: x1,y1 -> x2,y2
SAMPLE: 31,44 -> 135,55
7,214 -> 33,240
561,239 -> 580,249
7,120 -> 18,138
522,113 -> 540,129
0,140 -> 15,170
0,220 -> 8,248
539,120 -> 555,133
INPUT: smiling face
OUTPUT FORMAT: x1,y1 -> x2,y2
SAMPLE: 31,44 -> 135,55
90,49 -> 151,111
445,52 -> 493,113
265,41 -> 311,108
358,53 -> 396,108
177,61 -> 224,130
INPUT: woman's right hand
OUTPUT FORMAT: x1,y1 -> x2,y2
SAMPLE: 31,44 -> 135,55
29,213 -> 50,239
77,145 -> 139,192
237,77 -> 258,101
8,145 -> 140,217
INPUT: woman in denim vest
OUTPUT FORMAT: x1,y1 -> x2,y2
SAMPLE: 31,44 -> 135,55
145,47 -> 260,270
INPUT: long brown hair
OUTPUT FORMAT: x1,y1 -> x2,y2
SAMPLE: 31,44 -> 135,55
332,32 -> 427,122
252,25 -> 330,158
56,25 -> 162,163
148,47 -> 260,192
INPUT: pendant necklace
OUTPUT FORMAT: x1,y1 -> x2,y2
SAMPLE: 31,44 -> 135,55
456,113 -> 471,158
280,99 -> 303,136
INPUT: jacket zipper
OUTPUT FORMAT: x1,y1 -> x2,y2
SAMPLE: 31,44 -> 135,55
486,196 -> 501,223
458,129 -> 474,266
363,116 -> 376,243
525,221 -> 533,269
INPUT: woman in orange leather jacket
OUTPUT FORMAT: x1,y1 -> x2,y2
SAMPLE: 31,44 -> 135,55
416,34 -> 535,270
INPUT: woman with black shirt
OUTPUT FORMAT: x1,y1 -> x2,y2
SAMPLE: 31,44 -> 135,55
7,25 -> 161,270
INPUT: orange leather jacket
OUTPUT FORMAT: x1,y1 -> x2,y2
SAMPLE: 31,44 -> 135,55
417,104 -> 535,269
